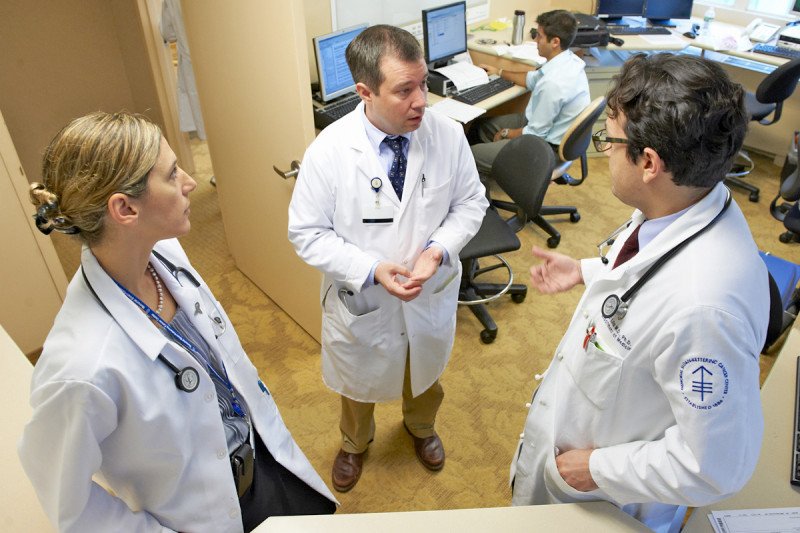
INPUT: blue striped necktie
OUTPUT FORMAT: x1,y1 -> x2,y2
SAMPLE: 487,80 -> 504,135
383,136 -> 408,201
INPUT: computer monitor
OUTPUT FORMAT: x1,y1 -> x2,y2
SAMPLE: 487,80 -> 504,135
313,23 -> 367,103
596,0 -> 645,23
794,0 -> 800,14
644,0 -> 694,27
422,1 -> 467,68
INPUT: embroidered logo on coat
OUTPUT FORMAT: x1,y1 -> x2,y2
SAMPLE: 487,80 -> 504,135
679,357 -> 729,410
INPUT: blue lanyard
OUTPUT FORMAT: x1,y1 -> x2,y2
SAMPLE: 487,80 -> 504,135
114,279 -> 247,418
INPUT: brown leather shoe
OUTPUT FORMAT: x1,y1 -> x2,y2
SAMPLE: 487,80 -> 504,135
332,449 -> 364,492
404,423 -> 445,471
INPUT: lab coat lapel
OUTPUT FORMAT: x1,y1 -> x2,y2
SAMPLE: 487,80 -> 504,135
80,245 -> 168,362
630,183 -> 728,270
395,118 -> 429,220
350,120 -> 400,209
149,252 -> 221,354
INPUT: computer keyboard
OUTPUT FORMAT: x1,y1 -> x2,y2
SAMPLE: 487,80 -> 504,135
752,43 -> 800,61
313,94 -> 360,130
606,25 -> 672,36
452,77 -> 516,105
793,356 -> 800,486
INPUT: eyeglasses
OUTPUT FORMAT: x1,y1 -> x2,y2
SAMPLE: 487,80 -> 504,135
592,129 -> 629,152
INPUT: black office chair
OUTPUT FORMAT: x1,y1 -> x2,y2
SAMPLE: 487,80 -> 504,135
760,251 -> 800,353
492,97 -> 607,248
727,57 -> 800,203
770,142 -> 800,243
459,135 -> 555,344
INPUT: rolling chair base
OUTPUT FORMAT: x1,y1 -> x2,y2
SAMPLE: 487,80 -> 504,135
492,200 -> 581,249
459,256 -> 527,344
724,151 -> 758,202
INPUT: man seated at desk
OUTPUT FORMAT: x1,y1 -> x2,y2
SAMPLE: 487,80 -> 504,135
470,9 -> 590,177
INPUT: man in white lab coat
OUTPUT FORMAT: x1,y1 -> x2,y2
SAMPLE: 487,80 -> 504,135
512,54 -> 768,532
288,25 -> 487,492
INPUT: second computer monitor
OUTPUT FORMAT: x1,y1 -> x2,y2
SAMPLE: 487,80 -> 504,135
596,0 -> 645,22
644,0 -> 694,27
422,1 -> 467,68
313,23 -> 368,103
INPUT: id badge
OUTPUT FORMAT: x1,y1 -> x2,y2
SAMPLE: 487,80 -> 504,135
362,199 -> 394,224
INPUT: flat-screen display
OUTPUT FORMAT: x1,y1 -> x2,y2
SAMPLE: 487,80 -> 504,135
313,23 -> 368,102
596,0 -> 645,19
644,0 -> 694,25
422,1 -> 467,67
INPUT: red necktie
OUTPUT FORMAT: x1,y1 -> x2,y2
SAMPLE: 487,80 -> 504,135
613,224 -> 641,269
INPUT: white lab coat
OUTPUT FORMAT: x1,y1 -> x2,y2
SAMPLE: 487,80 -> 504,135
288,104 -> 487,402
161,0 -> 206,139
18,239 -> 335,533
511,184 -> 768,533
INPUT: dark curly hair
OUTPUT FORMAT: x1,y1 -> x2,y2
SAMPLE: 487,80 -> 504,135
607,53 -> 748,188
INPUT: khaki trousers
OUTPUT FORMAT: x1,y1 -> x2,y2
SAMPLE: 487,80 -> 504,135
339,356 -> 444,453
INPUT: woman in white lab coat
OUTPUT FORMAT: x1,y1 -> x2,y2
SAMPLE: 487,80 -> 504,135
19,112 -> 335,532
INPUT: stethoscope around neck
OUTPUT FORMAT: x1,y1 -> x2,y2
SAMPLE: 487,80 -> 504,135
599,189 -> 732,321
80,250 -> 220,393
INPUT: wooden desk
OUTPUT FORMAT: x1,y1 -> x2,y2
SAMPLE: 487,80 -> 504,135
683,326 -> 800,532
257,501 -> 651,532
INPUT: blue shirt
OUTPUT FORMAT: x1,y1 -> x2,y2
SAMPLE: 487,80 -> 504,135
524,50 -> 591,145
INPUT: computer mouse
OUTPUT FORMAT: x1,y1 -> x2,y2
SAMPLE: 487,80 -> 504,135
683,31 -> 696,39
609,36 -> 624,46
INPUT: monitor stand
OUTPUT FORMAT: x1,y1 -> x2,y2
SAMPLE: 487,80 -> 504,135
648,18 -> 678,27
600,17 -> 628,26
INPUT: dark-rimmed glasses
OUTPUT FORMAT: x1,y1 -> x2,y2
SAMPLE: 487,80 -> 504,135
592,129 -> 628,152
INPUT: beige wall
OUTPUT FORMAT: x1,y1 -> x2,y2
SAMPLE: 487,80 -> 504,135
0,0 -> 166,184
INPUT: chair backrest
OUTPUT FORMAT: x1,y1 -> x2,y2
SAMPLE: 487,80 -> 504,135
492,135 -> 555,219
558,96 -> 607,163
756,57 -> 800,105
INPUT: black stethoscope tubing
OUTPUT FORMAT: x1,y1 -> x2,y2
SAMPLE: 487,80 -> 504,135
602,189 -> 732,320
80,254 -> 203,393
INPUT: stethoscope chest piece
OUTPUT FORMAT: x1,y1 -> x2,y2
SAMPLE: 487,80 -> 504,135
601,294 -> 628,320
176,367 -> 200,392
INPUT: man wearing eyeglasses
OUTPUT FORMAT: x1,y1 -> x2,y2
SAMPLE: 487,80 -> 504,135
511,53 -> 768,533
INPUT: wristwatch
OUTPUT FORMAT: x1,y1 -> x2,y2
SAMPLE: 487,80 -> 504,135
500,128 -> 510,139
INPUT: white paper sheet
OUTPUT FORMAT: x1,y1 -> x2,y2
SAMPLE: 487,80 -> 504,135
708,507 -> 800,533
430,98 -> 486,124
508,43 -> 546,63
433,62 -> 488,91
639,34 -> 686,46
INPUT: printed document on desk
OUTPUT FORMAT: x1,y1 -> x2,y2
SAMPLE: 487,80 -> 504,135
430,98 -> 486,124
639,34 -> 686,47
433,61 -> 488,91
708,507 -> 800,533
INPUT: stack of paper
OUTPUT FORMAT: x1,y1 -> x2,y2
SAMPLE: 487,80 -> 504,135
708,507 -> 800,532
433,62 -> 489,91
430,99 -> 486,124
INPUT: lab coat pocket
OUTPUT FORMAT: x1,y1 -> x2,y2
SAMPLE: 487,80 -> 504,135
564,341 -> 623,410
324,286 -> 383,348
544,448 -> 602,503
420,176 -> 454,220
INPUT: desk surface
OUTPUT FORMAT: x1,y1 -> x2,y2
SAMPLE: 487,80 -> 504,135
467,18 -> 788,69
426,83 -> 528,113
257,501 -> 650,532
683,327 -> 800,532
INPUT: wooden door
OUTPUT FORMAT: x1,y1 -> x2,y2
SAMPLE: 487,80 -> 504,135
0,109 -> 67,355
181,1 -> 322,341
